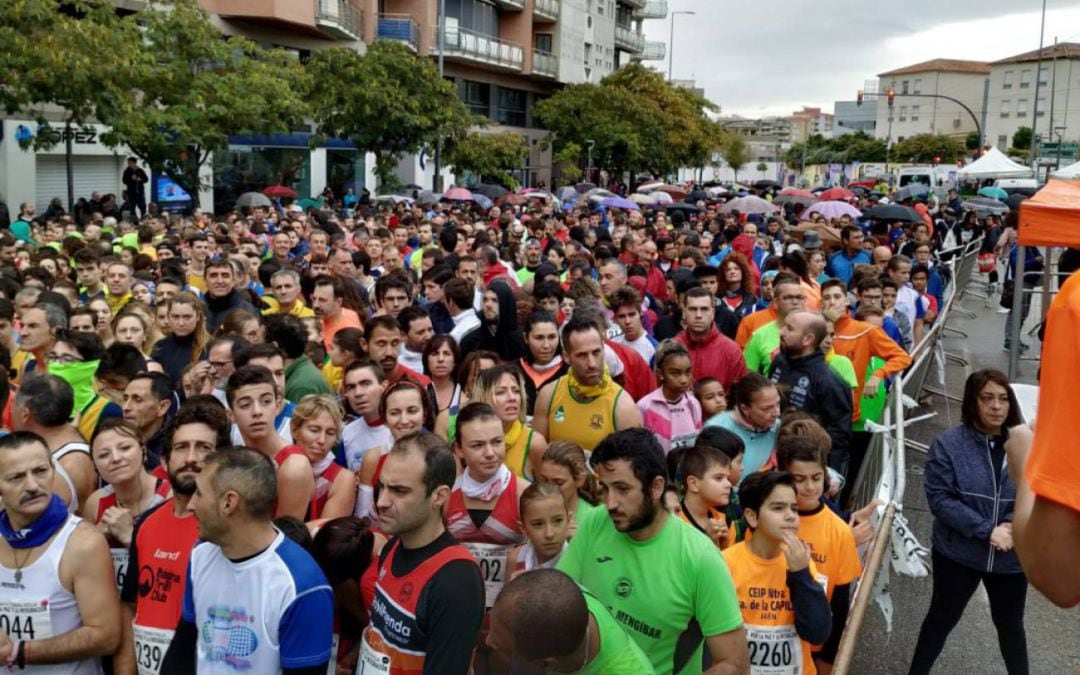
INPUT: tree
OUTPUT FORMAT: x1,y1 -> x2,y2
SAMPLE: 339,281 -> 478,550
784,131 -> 886,168
307,42 -> 475,190
1012,126 -> 1033,151
890,134 -> 964,163
965,130 -> 982,151
96,0 -> 310,201
756,162 -> 768,177
553,143 -> 584,183
444,132 -> 528,188
721,134 -> 751,182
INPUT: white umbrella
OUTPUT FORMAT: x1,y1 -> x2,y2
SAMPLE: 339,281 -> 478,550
637,181 -> 663,192
721,195 -> 775,215
629,192 -> 657,204
651,190 -> 674,204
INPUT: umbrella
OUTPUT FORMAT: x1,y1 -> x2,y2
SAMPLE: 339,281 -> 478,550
688,189 -> 711,202
474,184 -> 509,199
556,186 -> 579,202
586,188 -> 617,202
629,192 -> 657,205
403,183 -> 423,191
601,196 -> 640,210
961,197 -> 1009,216
653,184 -> 689,201
650,190 -> 674,204
497,193 -> 527,206
636,180 -> 663,192
262,185 -> 298,199
793,221 -> 843,248
443,187 -> 473,201
416,190 -> 440,206
706,185 -> 732,196
867,203 -> 922,222
775,188 -> 819,207
753,179 -> 780,189
803,201 -> 862,220
721,195 -> 776,215
819,187 -> 856,201
1004,193 -> 1028,210
472,194 -> 494,210
236,192 -> 273,208
574,182 -> 597,193
849,185 -> 871,195
978,186 -> 1009,200
295,197 -> 322,210
665,202 -> 704,216
897,183 -> 930,201
376,194 -> 413,204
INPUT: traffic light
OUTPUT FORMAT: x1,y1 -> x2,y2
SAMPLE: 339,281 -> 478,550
933,156 -> 941,164
887,89 -> 895,107
857,90 -> 863,107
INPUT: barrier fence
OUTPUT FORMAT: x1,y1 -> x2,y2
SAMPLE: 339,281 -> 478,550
832,238 -> 984,674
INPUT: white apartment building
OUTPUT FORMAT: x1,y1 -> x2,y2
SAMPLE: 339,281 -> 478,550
875,59 -> 989,144
984,43 -> 1080,154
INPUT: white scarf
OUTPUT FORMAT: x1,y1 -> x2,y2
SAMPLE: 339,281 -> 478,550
532,355 -> 563,372
460,464 -> 512,502
312,452 -> 336,502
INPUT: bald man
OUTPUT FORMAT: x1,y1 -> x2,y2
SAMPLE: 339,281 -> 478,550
487,568 -> 654,673
872,245 -> 893,271
769,311 -> 854,477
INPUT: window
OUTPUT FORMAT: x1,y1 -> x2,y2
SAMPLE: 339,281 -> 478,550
1001,99 -> 1011,118
535,33 -> 552,52
446,0 -> 498,37
911,104 -> 920,121
495,86 -> 527,127
1003,71 -> 1014,89
1020,69 -> 1031,88
914,78 -> 922,94
1036,97 -> 1046,117
899,105 -> 907,121
1039,65 -> 1048,85
463,80 -> 490,117
998,134 -> 1009,149
1017,99 -> 1028,118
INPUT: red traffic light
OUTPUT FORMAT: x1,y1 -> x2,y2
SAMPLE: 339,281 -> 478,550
887,89 -> 895,106
933,156 -> 941,164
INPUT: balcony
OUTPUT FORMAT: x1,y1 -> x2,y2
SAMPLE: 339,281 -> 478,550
614,25 -> 644,53
640,40 -> 665,61
315,0 -> 362,41
534,0 -> 560,21
633,0 -> 668,19
491,0 -> 526,9
377,14 -> 420,52
618,0 -> 647,8
434,25 -> 525,72
532,49 -> 558,78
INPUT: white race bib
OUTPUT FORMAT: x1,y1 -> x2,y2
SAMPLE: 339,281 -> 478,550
355,632 -> 391,675
133,624 -> 173,675
462,542 -> 510,609
327,633 -> 339,675
0,598 -> 53,642
111,548 -> 130,590
745,623 -> 801,675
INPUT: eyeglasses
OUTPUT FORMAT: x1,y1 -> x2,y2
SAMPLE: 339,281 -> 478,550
209,360 -> 233,370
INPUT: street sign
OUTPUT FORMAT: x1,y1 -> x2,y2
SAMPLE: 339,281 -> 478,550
1038,141 -> 1078,161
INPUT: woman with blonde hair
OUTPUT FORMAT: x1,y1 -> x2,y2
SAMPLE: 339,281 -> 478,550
290,394 -> 356,521
469,363 -> 548,480
152,292 -> 211,387
112,304 -> 165,372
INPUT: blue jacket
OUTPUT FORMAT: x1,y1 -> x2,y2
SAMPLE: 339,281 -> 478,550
924,425 -> 1020,574
827,249 -> 871,285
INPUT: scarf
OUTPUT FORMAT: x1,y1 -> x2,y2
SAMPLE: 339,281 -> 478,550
568,365 -> 613,400
531,355 -> 563,372
48,360 -> 101,416
461,464 -> 512,502
503,420 -> 524,450
0,494 -> 68,549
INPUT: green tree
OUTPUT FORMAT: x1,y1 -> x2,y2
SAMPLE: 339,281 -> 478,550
721,134 -> 752,182
891,134 -> 964,163
95,0 -> 309,200
444,132 -> 528,188
307,42 -> 475,190
1012,126 -> 1033,151
785,131 -> 886,168
965,130 -> 982,151
553,143 -> 584,183
756,162 -> 768,177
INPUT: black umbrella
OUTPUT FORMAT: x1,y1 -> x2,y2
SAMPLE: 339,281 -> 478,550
1005,193 -> 1028,210
867,203 -> 922,222
575,182 -> 597,193
473,183 -> 509,199
665,202 -> 704,216
687,190 -> 711,202
849,185 -> 871,195
753,179 -> 780,189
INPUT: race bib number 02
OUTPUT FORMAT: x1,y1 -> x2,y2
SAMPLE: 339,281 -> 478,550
0,599 -> 53,642
133,624 -> 173,675
745,623 -> 801,675
463,542 -> 510,609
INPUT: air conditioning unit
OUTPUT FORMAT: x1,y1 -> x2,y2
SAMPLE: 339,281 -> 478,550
953,118 -> 961,128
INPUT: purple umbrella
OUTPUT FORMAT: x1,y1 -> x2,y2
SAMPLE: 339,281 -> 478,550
600,196 -> 640,211
803,201 -> 862,220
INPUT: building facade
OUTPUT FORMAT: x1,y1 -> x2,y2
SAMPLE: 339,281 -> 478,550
790,107 -> 833,142
833,99 -> 877,136
874,59 -> 989,145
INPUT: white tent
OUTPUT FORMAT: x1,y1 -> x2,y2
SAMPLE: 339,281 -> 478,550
1051,160 -> 1080,179
957,146 -> 1033,179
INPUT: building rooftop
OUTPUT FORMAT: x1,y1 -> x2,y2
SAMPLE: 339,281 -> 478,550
992,42 -> 1080,65
878,58 -> 991,77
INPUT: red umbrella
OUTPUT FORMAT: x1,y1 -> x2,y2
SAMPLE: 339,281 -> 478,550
443,187 -> 473,201
819,187 -> 856,201
497,193 -> 527,206
262,185 -> 298,199
778,188 -> 818,199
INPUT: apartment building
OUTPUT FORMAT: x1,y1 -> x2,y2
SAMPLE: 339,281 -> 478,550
790,107 -> 833,142
874,59 -> 989,144
984,42 -> 1080,155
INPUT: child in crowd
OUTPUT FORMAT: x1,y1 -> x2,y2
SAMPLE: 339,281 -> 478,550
694,426 -> 749,544
507,482 -> 571,578
637,340 -> 702,453
677,444 -> 734,548
694,376 -> 728,422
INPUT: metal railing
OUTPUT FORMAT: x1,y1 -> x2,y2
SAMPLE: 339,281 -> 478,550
315,0 -> 362,40
491,0 -> 526,9
376,13 -> 420,52
640,40 -> 666,61
613,24 -> 645,53
634,0 -> 668,19
533,0 -> 560,20
531,49 -> 558,78
434,25 -> 525,71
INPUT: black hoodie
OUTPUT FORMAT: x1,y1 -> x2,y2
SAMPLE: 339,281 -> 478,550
459,280 -> 524,362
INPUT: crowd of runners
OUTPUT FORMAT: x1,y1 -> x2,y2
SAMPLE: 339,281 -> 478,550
0,182 -> 1048,674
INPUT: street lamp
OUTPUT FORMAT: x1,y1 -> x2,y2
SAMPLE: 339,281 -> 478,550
1055,125 -> 1067,169
585,139 -> 595,183
668,11 -> 696,82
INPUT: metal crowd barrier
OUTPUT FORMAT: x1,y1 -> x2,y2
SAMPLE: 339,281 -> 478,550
831,239 -> 981,674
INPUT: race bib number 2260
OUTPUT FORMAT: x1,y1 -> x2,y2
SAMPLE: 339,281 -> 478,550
745,623 -> 801,675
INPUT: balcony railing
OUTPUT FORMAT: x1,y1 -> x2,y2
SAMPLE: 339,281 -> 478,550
377,14 -> 420,52
534,0 -> 560,21
633,0 -> 667,19
618,0 -> 647,9
640,40 -> 666,61
435,25 -> 525,72
532,49 -> 558,78
315,0 -> 362,41
614,25 -> 644,53
491,0 -> 526,9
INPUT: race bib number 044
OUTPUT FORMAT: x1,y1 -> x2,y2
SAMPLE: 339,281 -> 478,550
0,599 -> 53,642
745,623 -> 801,675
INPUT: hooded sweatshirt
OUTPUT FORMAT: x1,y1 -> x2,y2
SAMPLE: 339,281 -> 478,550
459,280 -> 524,362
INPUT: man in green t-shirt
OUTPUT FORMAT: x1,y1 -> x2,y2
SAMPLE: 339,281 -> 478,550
489,568 -> 655,674
557,429 -> 749,675
744,272 -> 806,374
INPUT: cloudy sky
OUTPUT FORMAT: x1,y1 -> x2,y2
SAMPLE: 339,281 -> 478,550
653,0 -> 1080,117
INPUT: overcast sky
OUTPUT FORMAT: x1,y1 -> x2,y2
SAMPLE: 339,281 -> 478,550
652,0 -> 1080,117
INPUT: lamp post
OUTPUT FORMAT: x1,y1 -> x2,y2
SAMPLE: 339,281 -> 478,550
667,11 -> 695,82
432,0 -> 446,191
586,139 -> 595,183
1055,125 -> 1067,169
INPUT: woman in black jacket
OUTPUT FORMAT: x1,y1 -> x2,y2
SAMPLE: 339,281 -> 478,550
151,292 -> 211,389
909,369 -> 1028,675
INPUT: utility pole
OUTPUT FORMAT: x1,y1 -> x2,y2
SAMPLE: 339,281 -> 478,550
1027,0 -> 1048,169
432,0 -> 446,192
667,11 -> 695,82
979,77 -> 990,151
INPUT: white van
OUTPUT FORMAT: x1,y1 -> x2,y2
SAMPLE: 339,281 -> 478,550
993,178 -> 1039,190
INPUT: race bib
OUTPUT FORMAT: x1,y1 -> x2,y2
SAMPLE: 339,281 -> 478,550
111,548 -> 130,590
356,632 -> 391,675
133,624 -> 173,675
745,623 -> 801,675
463,542 -> 510,609
0,599 -> 53,642
327,633 -> 339,675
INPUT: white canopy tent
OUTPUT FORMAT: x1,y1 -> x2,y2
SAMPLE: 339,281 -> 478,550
957,146 -> 1034,179
1050,159 -> 1080,179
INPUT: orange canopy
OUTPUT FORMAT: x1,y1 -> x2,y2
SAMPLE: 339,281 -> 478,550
1018,179 -> 1080,247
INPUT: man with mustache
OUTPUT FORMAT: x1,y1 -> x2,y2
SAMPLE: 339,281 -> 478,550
116,397 -> 231,675
0,431 -> 121,672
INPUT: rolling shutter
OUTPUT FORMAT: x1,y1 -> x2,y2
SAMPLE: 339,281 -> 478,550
35,155 -> 122,213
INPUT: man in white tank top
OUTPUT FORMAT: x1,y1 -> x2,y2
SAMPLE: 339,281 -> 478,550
0,431 -> 121,672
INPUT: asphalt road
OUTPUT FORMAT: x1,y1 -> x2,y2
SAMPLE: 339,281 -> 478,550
848,282 -> 1080,674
